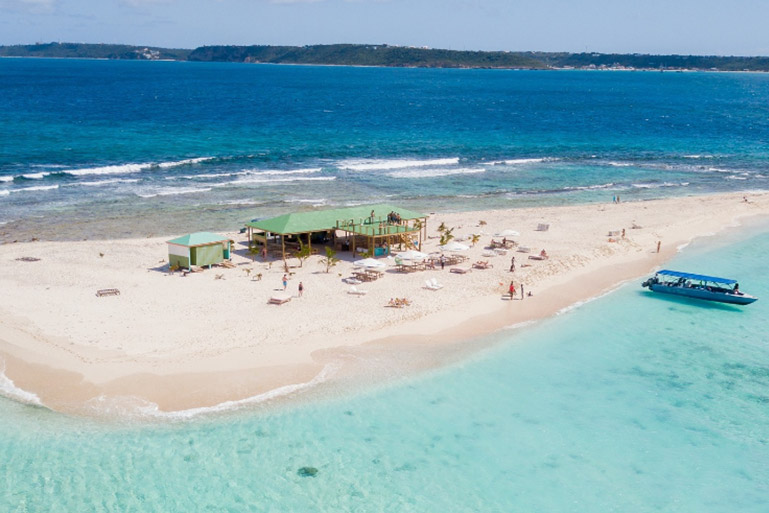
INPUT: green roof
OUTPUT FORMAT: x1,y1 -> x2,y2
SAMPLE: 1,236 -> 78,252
167,232 -> 230,247
247,204 -> 427,235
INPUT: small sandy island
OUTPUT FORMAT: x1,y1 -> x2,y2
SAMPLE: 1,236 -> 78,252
1,192 -> 767,417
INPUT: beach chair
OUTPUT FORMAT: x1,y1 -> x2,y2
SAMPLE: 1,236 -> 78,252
517,246 -> 531,253
268,293 -> 292,305
450,267 -> 472,274
424,279 -> 443,291
536,223 -> 550,232
348,286 -> 367,296
96,288 -> 120,297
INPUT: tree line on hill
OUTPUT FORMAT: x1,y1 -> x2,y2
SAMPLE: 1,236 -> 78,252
2,42 -> 769,71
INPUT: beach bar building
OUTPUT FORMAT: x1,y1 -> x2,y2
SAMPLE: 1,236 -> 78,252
167,232 -> 231,269
245,204 -> 428,260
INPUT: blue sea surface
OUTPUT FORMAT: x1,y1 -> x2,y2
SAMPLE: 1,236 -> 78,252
1,59 -> 769,241
2,224 -> 769,511
2,59 -> 769,511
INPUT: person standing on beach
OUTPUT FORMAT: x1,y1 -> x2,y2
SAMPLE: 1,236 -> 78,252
509,281 -> 516,300
298,281 -> 304,297
510,256 -> 515,272
282,274 -> 288,290
656,241 -> 661,253
521,284 -> 525,300
440,255 -> 445,270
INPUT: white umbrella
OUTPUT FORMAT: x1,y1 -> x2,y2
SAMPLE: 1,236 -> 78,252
495,229 -> 520,238
353,257 -> 386,269
398,250 -> 428,261
439,241 -> 470,252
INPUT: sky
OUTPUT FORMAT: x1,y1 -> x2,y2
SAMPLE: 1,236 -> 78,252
1,0 -> 769,56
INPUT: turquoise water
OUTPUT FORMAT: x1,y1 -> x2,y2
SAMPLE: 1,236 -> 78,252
3,58 -> 769,511
2,59 -> 769,241
2,226 -> 768,511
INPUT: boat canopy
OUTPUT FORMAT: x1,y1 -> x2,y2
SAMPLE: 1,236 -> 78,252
656,269 -> 737,285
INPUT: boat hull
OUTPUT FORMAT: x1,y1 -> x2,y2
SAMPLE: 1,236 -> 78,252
648,283 -> 758,305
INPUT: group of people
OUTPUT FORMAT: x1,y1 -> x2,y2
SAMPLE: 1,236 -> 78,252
388,297 -> 411,308
387,211 -> 403,224
508,281 -> 528,300
508,281 -> 532,300
282,274 -> 304,297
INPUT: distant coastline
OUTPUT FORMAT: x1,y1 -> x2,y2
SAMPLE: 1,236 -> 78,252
2,42 -> 769,72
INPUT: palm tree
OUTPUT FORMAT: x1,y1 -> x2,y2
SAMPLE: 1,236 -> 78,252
439,227 -> 455,246
320,247 -> 339,273
295,241 -> 311,268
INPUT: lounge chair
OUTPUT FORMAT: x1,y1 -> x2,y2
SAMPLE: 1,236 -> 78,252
96,288 -> 120,297
517,246 -> 531,253
424,278 -> 443,291
348,286 -> 367,296
268,293 -> 292,305
345,277 -> 363,285
473,261 -> 492,269
536,223 -> 550,231
450,267 -> 472,274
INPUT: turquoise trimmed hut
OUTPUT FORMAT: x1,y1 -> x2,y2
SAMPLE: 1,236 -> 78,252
167,232 -> 231,269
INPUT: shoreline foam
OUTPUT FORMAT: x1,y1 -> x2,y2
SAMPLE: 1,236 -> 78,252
1,191 -> 768,418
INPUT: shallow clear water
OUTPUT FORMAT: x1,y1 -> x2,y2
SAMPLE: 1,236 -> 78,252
2,225 -> 768,511
2,59 -> 769,241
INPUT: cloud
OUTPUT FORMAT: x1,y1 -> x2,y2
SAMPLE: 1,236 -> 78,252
0,0 -> 57,13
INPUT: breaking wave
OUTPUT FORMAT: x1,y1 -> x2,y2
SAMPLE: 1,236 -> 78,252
0,361 -> 43,407
338,157 -> 460,171
388,167 -> 485,179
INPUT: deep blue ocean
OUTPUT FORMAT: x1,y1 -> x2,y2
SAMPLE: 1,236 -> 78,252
1,58 -> 768,241
2,59 -> 769,511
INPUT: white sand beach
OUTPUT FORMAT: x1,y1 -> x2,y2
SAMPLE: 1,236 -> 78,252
1,192 -> 767,415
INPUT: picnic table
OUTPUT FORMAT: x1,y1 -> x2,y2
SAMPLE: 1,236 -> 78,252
353,270 -> 383,281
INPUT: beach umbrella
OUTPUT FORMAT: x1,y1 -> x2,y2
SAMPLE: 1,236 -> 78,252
495,229 -> 520,237
353,257 -> 387,269
398,250 -> 428,261
439,241 -> 470,252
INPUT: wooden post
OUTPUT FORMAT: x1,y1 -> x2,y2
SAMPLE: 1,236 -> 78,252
281,234 -> 286,261
418,225 -> 422,250
307,232 -> 312,253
